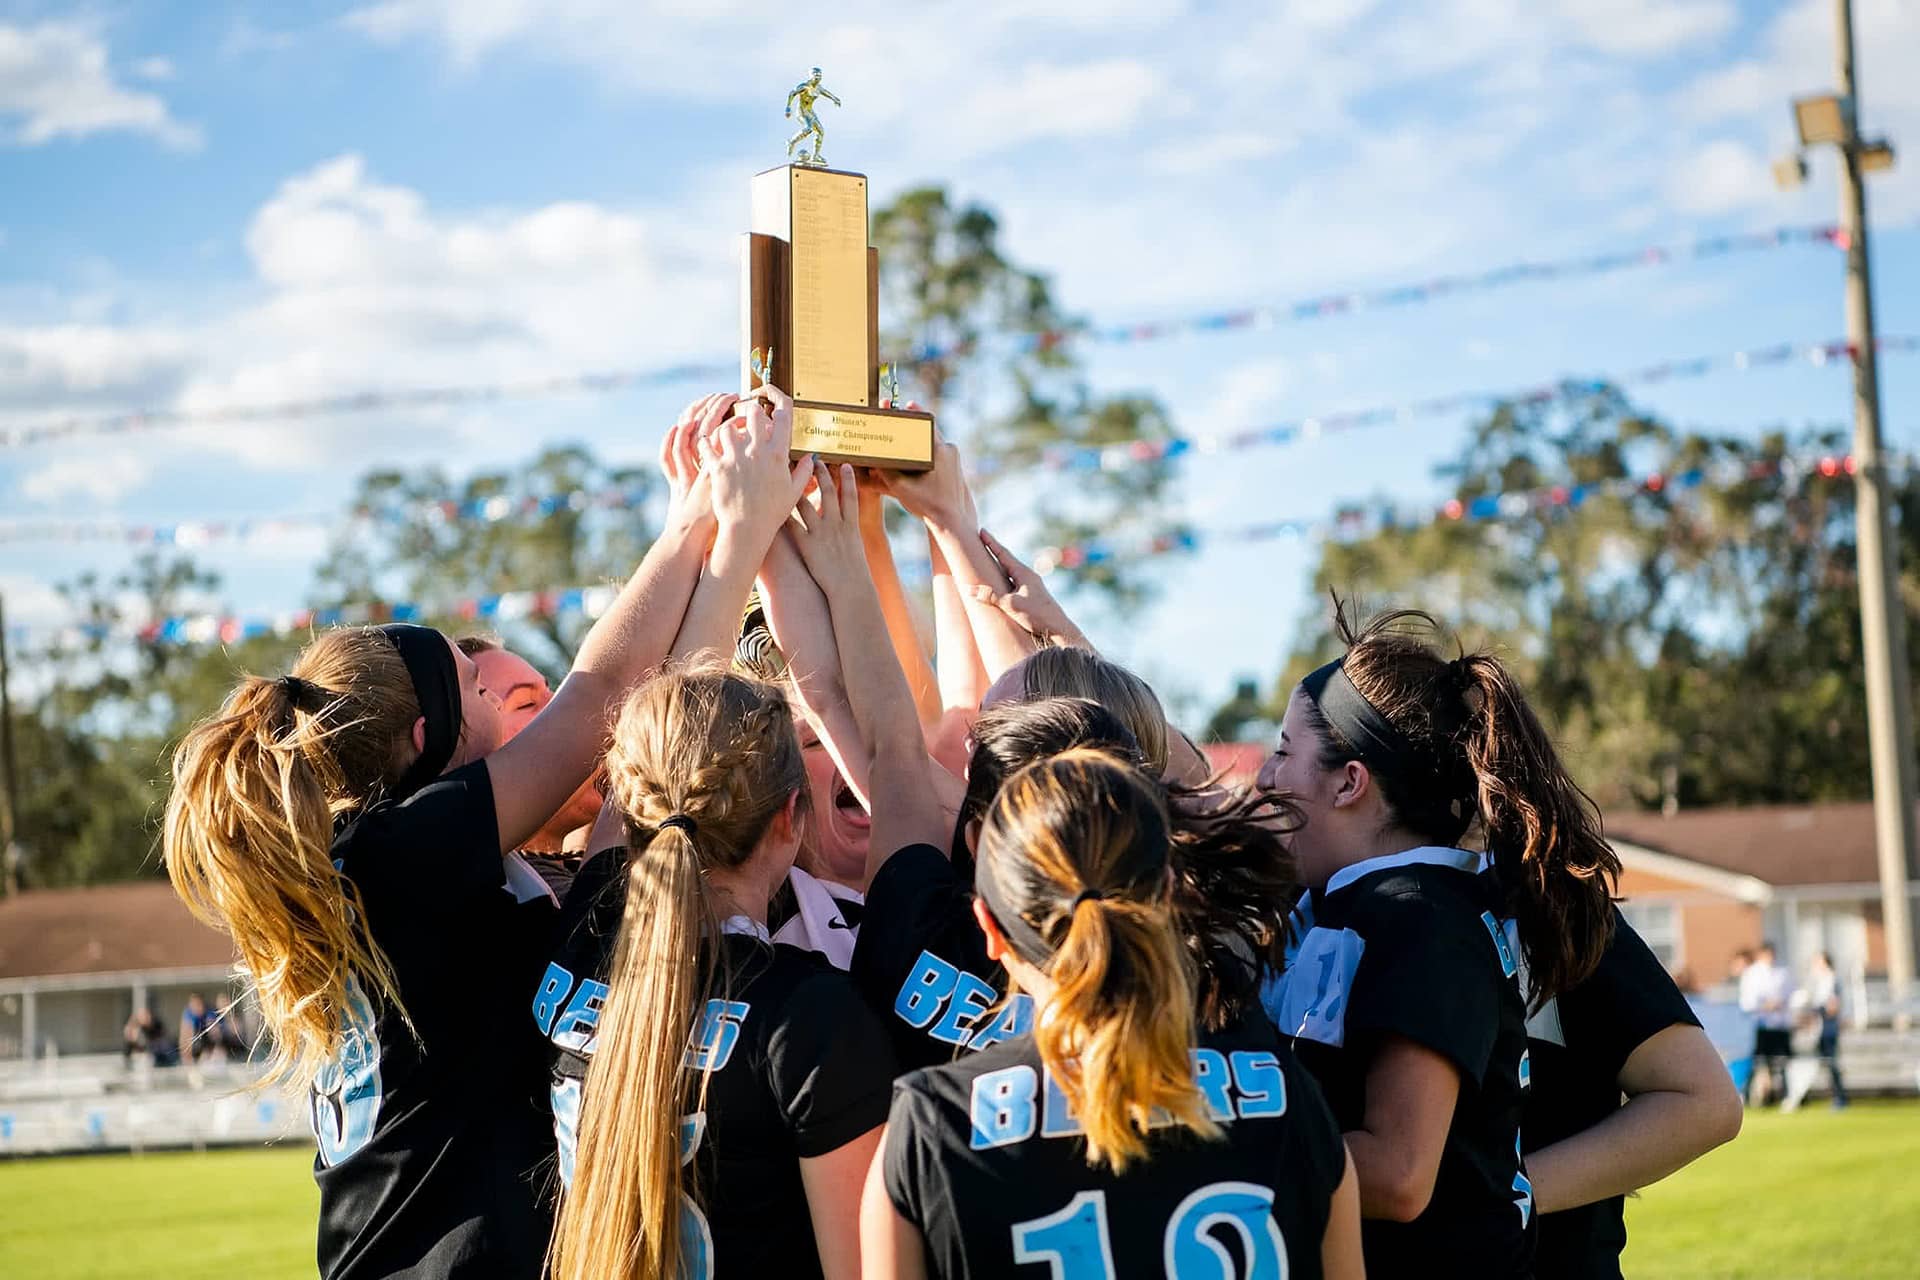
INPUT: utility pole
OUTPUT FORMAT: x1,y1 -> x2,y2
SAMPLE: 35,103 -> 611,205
1780,0 -> 1915,1023
1835,0 -> 1917,1028
0,592 -> 19,897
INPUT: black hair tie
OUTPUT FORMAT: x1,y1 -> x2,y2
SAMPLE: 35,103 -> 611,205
277,674 -> 317,703
659,814 -> 697,837
1072,888 -> 1104,909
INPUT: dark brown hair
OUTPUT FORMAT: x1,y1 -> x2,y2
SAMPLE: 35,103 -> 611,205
1302,604 -> 1618,1005
961,697 -> 1299,1031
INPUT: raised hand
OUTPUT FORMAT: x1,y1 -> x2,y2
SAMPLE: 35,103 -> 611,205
660,393 -> 736,533
790,461 -> 869,592
877,432 -> 977,530
698,390 -> 813,546
972,528 -> 1092,650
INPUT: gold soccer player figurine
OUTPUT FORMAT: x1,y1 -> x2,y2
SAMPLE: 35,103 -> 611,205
750,346 -> 776,388
785,67 -> 841,167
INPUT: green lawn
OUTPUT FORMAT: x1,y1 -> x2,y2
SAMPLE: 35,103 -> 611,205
0,1101 -> 1915,1277
1620,1098 -> 1920,1279
0,1145 -> 317,1279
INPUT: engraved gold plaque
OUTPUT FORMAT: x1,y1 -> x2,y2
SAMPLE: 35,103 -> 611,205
742,162 -> 934,470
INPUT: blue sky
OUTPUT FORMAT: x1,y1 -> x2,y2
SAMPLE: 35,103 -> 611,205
5,0 -> 1920,721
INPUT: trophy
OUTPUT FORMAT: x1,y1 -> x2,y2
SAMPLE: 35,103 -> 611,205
741,69 -> 935,471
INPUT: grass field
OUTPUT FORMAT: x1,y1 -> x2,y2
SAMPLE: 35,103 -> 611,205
0,1100 -> 1915,1277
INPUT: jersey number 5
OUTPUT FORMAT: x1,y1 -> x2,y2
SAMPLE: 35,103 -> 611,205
1011,1183 -> 1289,1279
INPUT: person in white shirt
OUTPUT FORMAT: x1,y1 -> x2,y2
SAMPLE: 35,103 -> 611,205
1804,951 -> 1849,1109
1738,942 -> 1794,1105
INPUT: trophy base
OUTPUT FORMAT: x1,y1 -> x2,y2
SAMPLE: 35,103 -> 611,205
790,401 -> 935,471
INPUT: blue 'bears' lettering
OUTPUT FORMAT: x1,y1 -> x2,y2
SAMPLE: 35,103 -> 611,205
970,1065 -> 1039,1150
893,950 -> 1034,1051
970,1050 -> 1289,1150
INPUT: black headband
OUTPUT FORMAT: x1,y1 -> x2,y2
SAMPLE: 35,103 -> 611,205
1301,658 -> 1419,781
1301,656 -> 1475,844
379,623 -> 461,800
973,849 -> 1063,967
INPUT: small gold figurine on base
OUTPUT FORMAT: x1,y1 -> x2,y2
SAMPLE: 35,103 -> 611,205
750,346 -> 776,388
879,361 -> 901,406
785,67 -> 841,167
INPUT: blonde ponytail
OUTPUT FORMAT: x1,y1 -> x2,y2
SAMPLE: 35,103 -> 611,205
161,628 -> 422,1091
549,664 -> 807,1280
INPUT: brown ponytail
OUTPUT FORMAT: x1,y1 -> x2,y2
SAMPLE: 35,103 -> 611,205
162,627 -> 422,1091
977,749 -> 1217,1173
1303,605 -> 1618,1005
550,665 -> 806,1280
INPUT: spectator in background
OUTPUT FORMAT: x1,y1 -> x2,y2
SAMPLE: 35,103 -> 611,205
1805,951 -> 1849,1110
1739,942 -> 1793,1105
179,992 -> 217,1063
209,994 -> 252,1060
122,1007 -> 178,1067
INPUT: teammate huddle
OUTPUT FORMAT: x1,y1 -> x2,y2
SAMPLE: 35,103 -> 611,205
162,386 -> 1742,1280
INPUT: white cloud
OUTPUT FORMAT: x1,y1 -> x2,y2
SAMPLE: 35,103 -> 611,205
1553,0 -> 1734,57
1667,138 -> 1773,214
1144,130 -> 1289,177
159,153 -> 732,468
132,56 -> 174,82
0,22 -> 199,149
0,323 -> 195,409
19,453 -> 149,504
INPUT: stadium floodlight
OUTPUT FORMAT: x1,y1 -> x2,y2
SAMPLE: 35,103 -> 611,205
1793,93 -> 1849,147
1773,153 -> 1809,191
1861,139 -> 1896,172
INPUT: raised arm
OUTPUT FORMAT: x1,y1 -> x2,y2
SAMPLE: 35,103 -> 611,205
879,439 -> 1037,683
973,527 -> 1210,783
791,462 -> 949,878
855,470 -> 942,728
485,393 -> 735,853
757,527 -> 872,809
670,387 -> 815,662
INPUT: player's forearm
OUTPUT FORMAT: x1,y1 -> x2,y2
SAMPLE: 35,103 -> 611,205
929,535 -> 990,711
670,526 -> 766,662
567,514 -> 710,689
1526,1087 -> 1737,1213
759,536 -> 872,807
925,519 -> 1037,680
862,517 -> 942,726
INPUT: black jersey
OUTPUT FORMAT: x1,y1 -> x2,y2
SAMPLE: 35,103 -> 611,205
312,761 -> 560,1280
849,842 -> 1034,1071
1524,908 -> 1700,1279
884,1017 -> 1347,1280
537,848 -> 896,1280
1264,847 -> 1534,1279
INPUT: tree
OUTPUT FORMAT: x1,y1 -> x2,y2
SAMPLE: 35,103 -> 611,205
1214,385 -> 1920,811
12,442 -> 658,887
873,187 -> 1186,610
314,443 -> 659,670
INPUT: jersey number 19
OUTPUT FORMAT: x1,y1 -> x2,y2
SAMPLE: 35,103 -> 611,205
1011,1184 -> 1289,1279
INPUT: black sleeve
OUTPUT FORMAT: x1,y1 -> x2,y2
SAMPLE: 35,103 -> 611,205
1285,1050 -> 1348,1206
335,760 -> 504,905
849,843 -> 991,1013
1343,887 -> 1505,1083
1561,910 -> 1701,1082
881,1077 -> 939,1225
768,967 -> 900,1157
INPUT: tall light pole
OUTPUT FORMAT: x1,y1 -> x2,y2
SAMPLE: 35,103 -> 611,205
1778,0 -> 1915,1023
